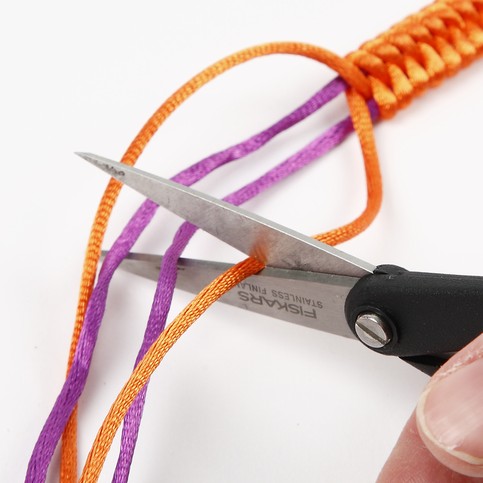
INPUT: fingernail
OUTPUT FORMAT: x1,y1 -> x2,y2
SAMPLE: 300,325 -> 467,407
417,358 -> 483,464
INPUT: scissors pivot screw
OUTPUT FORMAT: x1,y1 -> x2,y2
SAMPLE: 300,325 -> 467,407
354,313 -> 392,349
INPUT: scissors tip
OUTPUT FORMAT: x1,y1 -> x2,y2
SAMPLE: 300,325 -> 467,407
76,151 -> 132,187
75,152 -> 99,163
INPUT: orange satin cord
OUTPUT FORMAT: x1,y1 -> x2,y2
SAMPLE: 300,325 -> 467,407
61,0 -> 483,480
60,43 -> 372,482
78,86 -> 380,482
315,89 -> 382,246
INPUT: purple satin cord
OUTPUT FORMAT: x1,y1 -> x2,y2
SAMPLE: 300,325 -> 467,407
24,76 -> 376,482
112,99 -> 380,482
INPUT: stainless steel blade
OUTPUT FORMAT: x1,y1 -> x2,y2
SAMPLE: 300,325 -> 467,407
80,152 -> 375,277
109,251 -> 358,338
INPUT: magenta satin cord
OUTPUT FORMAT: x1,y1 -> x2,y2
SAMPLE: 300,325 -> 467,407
24,77 -> 373,482
112,98 -> 380,482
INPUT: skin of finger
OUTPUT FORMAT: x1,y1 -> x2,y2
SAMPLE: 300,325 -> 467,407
415,333 -> 483,478
428,334 -> 483,386
378,412 -> 483,483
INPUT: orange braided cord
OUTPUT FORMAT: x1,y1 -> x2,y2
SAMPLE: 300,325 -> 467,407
60,43 -> 370,482
78,86 -> 381,482
347,0 -> 483,117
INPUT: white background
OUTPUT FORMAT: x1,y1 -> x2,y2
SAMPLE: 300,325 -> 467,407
2,1 -> 483,481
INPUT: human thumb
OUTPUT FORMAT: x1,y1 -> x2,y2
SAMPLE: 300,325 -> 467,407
416,333 -> 483,478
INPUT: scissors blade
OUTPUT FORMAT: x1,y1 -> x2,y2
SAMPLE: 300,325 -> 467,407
107,251 -> 358,339
79,152 -> 375,277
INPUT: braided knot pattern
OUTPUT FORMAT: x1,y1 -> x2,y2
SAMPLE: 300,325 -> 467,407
348,0 -> 483,117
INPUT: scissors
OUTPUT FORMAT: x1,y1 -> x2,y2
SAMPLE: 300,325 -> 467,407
78,152 -> 483,376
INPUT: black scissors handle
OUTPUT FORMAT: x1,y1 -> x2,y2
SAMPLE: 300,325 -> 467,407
345,264 -> 483,375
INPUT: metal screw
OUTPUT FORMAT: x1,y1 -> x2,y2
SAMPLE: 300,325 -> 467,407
355,313 -> 392,349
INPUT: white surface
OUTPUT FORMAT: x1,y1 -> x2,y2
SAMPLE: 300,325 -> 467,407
2,1 -> 483,481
